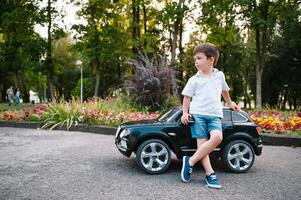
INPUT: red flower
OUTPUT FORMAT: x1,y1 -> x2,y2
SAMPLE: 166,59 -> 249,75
103,111 -> 109,117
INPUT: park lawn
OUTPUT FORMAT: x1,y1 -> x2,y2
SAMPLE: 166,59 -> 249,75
0,103 -> 37,112
268,130 -> 301,137
282,130 -> 301,137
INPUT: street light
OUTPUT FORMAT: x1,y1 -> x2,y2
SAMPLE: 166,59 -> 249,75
76,60 -> 83,103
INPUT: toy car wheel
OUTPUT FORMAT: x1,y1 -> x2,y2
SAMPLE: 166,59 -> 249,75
136,139 -> 171,174
222,140 -> 255,173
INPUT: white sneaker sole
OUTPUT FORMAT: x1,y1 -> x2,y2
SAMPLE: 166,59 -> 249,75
205,179 -> 222,189
181,156 -> 189,183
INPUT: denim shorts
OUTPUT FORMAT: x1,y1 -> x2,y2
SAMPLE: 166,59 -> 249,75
190,114 -> 222,139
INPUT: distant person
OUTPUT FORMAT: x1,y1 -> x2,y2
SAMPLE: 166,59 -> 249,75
6,86 -> 14,107
15,88 -> 20,106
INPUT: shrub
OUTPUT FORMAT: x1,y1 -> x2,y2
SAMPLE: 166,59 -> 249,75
42,99 -> 82,130
28,113 -> 41,121
2,111 -> 22,121
125,52 -> 178,111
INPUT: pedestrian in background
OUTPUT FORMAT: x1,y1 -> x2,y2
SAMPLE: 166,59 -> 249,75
6,86 -> 14,108
15,88 -> 20,106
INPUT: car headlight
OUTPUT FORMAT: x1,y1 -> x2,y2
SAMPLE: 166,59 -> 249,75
115,126 -> 121,137
120,129 -> 130,138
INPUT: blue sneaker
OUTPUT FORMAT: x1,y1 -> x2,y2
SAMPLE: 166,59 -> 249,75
205,173 -> 221,189
181,156 -> 193,182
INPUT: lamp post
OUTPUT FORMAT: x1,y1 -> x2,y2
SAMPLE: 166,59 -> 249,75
76,60 -> 83,103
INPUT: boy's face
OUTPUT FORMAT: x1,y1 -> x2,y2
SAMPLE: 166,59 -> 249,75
193,52 -> 214,71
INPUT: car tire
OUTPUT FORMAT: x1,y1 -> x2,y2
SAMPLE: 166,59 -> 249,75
222,140 -> 255,173
136,139 -> 171,175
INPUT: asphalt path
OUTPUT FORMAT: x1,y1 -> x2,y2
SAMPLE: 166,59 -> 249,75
0,127 -> 300,200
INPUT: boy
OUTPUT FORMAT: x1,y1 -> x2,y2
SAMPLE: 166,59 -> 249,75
180,43 -> 240,189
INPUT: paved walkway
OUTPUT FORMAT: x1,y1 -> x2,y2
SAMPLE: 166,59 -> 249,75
0,127 -> 300,200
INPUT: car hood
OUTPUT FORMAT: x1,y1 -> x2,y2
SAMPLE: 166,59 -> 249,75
121,119 -> 164,128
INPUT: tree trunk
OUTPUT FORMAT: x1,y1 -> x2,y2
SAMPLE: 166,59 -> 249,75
47,72 -> 54,101
177,13 -> 184,94
255,0 -> 270,110
46,0 -> 54,101
90,11 -> 101,98
171,25 -> 178,67
21,82 -> 30,103
143,3 -> 147,48
281,88 -> 288,110
132,0 -> 140,54
293,96 -> 297,110
94,58 -> 101,97
255,25 -> 262,109
171,0 -> 185,67
179,15 -> 184,67
255,65 -> 263,109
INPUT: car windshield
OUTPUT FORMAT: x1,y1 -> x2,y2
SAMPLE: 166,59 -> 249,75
158,108 -> 179,122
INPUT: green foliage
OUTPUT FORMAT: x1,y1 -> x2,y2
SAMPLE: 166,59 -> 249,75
72,0 -> 132,98
161,94 -> 181,112
262,0 -> 301,109
125,52 -> 178,111
42,99 -> 81,130
71,77 -> 95,101
0,0 -> 45,102
28,113 -> 41,121
40,96 -> 158,128
92,90 -> 150,113
0,0 -> 300,111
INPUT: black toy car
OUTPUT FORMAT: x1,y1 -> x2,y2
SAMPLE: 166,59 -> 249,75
115,107 -> 263,174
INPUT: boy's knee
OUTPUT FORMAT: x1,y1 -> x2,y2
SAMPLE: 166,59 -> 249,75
210,131 -> 223,145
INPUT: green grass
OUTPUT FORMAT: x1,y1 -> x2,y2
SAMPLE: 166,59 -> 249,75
267,130 -> 301,137
0,103 -> 36,112
284,130 -> 301,137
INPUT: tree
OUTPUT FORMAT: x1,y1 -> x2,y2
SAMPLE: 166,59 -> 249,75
0,0 -> 44,102
52,36 -> 78,99
40,0 -> 66,101
263,0 -> 301,109
157,0 -> 190,95
194,0 -> 247,102
236,0 -> 280,109
72,0 -> 132,98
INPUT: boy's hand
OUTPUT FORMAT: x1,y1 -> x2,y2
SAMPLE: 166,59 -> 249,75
181,113 -> 191,125
227,101 -> 241,112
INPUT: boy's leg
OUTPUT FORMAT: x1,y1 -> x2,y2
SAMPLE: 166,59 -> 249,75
197,139 -> 214,176
189,130 -> 222,166
195,131 -> 223,189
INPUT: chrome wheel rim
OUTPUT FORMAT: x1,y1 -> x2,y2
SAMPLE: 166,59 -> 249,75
227,143 -> 253,171
140,142 -> 169,172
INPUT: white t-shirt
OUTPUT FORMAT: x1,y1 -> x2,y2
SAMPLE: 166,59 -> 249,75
181,68 -> 230,118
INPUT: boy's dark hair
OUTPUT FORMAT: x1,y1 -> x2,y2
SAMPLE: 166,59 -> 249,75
193,43 -> 219,66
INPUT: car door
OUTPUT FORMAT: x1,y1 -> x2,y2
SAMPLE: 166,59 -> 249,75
164,114 -> 197,151
221,109 -> 233,133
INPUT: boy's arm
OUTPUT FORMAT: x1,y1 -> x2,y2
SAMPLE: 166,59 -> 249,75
181,96 -> 192,125
222,91 -> 240,112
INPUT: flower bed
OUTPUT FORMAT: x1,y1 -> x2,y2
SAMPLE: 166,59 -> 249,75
1,105 -> 47,121
1,102 -> 300,135
0,99 -> 161,130
248,111 -> 301,134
